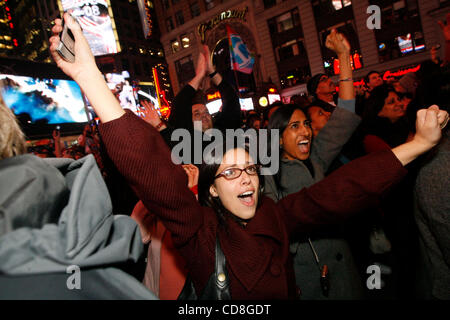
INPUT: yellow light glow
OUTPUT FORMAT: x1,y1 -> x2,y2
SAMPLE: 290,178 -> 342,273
259,97 -> 268,107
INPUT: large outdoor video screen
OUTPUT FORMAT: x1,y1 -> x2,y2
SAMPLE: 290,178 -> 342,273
0,74 -> 88,124
59,0 -> 119,56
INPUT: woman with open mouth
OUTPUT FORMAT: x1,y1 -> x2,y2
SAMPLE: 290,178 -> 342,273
264,30 -> 364,299
49,14 -> 448,300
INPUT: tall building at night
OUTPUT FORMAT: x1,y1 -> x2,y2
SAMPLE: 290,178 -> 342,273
0,1 -> 17,57
153,0 -> 449,104
0,0 -> 52,62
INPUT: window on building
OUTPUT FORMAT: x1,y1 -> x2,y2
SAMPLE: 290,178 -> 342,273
166,17 -> 174,32
175,11 -> 185,26
181,34 -> 190,49
204,0 -> 215,10
267,9 -> 301,34
162,0 -> 170,9
175,55 -> 196,86
275,39 -> 306,61
280,66 -> 311,89
311,0 -> 363,76
311,0 -> 352,16
268,9 -> 310,88
171,39 -> 181,53
263,0 -> 277,9
370,0 -> 425,62
190,2 -> 201,18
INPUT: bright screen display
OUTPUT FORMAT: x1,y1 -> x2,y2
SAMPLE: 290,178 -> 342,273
239,98 -> 254,111
0,74 -> 88,124
206,99 -> 222,115
60,0 -> 119,56
268,94 -> 281,105
104,71 -> 139,114
206,98 -> 254,114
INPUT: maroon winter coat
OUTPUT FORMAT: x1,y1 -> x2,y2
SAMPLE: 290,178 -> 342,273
99,110 -> 407,299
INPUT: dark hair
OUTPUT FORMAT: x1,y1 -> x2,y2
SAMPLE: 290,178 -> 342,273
198,140 -> 264,229
192,90 -> 207,106
362,84 -> 397,121
290,95 -> 311,108
263,101 -> 284,122
304,99 -> 335,115
364,70 -> 381,86
246,113 -> 260,129
267,104 -> 308,134
307,73 -> 326,97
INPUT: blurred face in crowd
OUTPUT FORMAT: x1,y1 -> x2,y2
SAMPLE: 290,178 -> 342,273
378,91 -> 406,123
367,73 -> 383,91
210,148 -> 259,221
281,109 -> 313,161
192,104 -> 213,132
251,120 -> 261,130
307,106 -> 331,137
316,75 -> 336,102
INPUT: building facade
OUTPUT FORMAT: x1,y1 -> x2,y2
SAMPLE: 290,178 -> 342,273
154,0 -> 449,103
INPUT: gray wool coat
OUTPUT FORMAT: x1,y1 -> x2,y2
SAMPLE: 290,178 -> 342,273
0,154 -> 157,300
414,129 -> 450,300
264,100 -> 365,300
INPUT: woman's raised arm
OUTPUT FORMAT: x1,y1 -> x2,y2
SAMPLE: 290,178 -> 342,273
49,13 -> 124,123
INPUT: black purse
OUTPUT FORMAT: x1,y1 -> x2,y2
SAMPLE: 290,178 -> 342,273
177,235 -> 231,300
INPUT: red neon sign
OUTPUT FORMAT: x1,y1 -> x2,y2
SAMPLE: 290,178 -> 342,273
382,64 -> 420,80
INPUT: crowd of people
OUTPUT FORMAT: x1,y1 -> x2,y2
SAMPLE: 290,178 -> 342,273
0,13 -> 449,300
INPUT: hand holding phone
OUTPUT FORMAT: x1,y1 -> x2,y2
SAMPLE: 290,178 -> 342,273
56,17 -> 75,63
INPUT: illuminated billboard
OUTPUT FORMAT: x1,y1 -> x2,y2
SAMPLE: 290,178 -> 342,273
1,74 -> 87,124
58,0 -> 120,56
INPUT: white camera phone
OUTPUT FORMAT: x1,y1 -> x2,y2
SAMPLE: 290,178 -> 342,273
56,18 -> 75,63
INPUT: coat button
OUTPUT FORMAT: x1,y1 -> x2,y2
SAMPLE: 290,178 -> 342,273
270,264 -> 281,276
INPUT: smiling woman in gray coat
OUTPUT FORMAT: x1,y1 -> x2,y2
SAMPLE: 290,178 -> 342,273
264,29 -> 364,300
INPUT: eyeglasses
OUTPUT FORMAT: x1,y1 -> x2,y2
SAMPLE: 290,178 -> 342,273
214,164 -> 261,180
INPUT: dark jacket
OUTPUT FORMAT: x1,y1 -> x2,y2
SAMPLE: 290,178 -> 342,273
0,154 -> 157,300
168,79 -> 242,133
98,110 -> 407,299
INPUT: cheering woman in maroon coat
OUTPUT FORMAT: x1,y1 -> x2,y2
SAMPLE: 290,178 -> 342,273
50,14 -> 448,300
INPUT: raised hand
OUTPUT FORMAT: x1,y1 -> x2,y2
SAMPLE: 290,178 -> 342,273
49,13 -> 124,123
52,129 -> 60,140
195,49 -> 208,79
140,100 -> 162,128
182,164 -> 199,190
203,44 -> 215,74
49,13 -> 98,82
414,105 -> 447,149
325,29 -> 351,55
